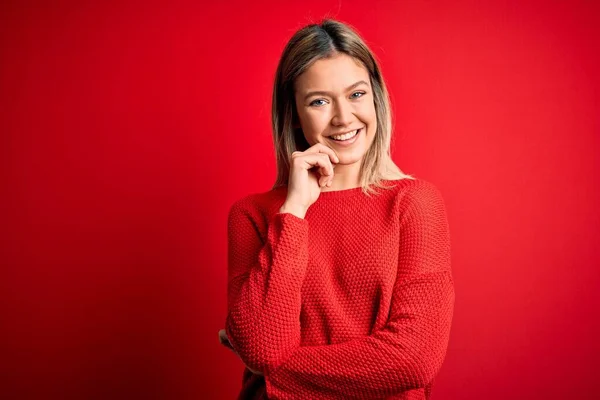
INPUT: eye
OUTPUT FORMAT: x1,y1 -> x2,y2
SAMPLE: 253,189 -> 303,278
309,99 -> 327,107
351,91 -> 366,99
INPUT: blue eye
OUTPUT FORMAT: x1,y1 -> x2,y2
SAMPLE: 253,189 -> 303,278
309,92 -> 366,107
310,99 -> 326,107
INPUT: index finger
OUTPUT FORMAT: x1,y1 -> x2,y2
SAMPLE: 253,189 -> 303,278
304,142 -> 339,164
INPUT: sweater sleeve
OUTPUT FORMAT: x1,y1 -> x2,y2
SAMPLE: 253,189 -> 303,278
263,182 -> 455,399
224,199 -> 309,374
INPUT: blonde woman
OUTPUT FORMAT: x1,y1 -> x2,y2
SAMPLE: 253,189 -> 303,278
219,19 -> 455,400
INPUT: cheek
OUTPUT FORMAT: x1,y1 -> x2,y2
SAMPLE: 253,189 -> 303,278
303,111 -> 330,132
356,103 -> 376,126
366,101 -> 377,118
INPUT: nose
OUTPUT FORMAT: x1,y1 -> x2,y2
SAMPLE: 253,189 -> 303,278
331,99 -> 354,127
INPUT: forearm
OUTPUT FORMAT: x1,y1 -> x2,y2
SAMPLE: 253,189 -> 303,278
263,271 -> 455,399
226,210 -> 309,373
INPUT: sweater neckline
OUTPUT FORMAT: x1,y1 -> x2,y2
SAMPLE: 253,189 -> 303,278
318,179 -> 401,198
317,185 -> 366,198
277,179 -> 402,200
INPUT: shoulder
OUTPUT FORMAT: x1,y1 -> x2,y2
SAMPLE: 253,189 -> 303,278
390,178 -> 448,220
384,177 -> 445,202
395,178 -> 445,200
228,186 -> 288,222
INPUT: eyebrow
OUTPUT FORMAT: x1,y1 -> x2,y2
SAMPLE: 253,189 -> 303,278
303,80 -> 370,101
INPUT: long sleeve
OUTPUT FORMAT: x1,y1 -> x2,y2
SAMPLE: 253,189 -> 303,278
225,199 -> 309,374
263,182 -> 455,399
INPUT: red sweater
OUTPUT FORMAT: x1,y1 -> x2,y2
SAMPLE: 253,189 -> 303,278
223,178 -> 455,399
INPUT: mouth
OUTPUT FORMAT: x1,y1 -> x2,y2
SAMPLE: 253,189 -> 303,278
327,127 -> 364,142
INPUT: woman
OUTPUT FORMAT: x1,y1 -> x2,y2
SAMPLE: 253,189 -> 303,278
219,19 -> 455,400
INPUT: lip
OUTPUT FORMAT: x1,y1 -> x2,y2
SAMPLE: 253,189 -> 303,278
328,126 -> 365,137
327,127 -> 363,146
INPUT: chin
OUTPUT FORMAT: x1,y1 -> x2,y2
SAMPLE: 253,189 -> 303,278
339,152 -> 366,164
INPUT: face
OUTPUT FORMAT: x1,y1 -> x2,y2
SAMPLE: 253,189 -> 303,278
294,53 -> 377,165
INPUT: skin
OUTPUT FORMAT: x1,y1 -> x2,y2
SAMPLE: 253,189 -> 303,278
218,328 -> 263,375
219,54 -> 379,375
280,52 -> 378,218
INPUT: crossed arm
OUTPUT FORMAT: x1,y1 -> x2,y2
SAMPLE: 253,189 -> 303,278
220,182 -> 454,398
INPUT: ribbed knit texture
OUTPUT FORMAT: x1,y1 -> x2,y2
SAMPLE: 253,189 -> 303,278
223,178 -> 454,400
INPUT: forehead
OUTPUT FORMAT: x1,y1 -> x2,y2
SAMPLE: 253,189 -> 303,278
295,53 -> 370,92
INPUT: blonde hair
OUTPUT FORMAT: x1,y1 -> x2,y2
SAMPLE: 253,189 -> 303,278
271,19 -> 415,196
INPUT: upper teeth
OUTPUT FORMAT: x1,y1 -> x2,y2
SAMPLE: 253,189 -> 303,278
331,129 -> 359,141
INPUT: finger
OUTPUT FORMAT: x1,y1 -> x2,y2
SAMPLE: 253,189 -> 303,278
218,329 -> 236,351
218,329 -> 227,345
294,154 -> 335,190
319,175 -> 328,188
246,366 -> 263,376
219,330 -> 264,375
312,168 -> 329,189
303,142 -> 339,164
320,172 -> 335,189
315,143 -> 339,164
294,153 -> 334,177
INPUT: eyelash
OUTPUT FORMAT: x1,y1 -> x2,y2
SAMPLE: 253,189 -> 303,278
309,91 -> 366,107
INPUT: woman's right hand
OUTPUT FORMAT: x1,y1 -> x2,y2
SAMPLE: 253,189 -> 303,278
218,329 -> 264,376
280,143 -> 339,218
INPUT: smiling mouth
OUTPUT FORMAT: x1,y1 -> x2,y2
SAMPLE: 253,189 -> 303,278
328,127 -> 363,142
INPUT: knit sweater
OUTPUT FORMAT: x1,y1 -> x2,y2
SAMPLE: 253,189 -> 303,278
223,178 -> 455,400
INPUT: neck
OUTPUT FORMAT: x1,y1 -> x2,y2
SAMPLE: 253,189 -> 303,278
321,162 -> 361,191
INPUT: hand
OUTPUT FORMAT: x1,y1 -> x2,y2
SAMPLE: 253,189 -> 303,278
282,143 -> 339,216
218,329 -> 264,376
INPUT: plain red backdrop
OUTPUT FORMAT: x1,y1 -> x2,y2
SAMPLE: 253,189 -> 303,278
2,0 -> 599,399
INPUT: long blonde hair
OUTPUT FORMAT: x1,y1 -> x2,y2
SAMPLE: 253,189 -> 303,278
271,19 -> 415,196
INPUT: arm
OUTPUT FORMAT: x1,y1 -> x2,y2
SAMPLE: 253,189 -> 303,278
263,182 -> 455,399
224,199 -> 309,374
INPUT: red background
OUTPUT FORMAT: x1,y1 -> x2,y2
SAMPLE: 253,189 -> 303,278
2,0 -> 599,399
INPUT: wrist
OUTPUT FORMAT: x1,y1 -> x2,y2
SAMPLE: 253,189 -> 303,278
279,203 -> 307,219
